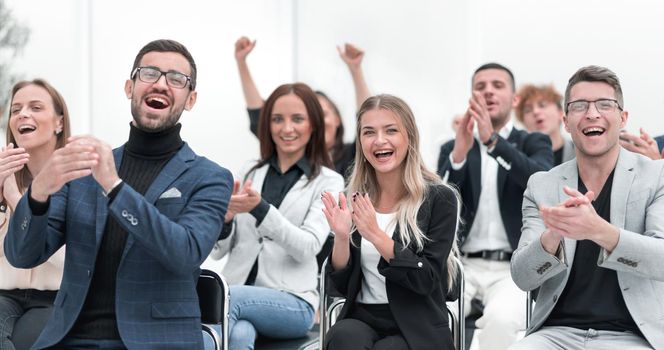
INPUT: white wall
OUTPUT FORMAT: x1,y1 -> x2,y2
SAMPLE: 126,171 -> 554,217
5,0 -> 664,174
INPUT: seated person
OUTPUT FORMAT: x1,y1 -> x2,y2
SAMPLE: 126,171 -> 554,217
322,94 -> 460,350
510,65 -> 663,350
516,84 -> 575,165
233,36 -> 371,178
209,83 -> 344,349
0,79 -> 70,350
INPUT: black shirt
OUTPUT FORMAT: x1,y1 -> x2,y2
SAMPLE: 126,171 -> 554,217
544,169 -> 640,334
553,147 -> 564,166
243,155 -> 311,285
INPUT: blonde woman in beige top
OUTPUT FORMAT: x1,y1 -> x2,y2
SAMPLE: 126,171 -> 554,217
0,79 -> 70,350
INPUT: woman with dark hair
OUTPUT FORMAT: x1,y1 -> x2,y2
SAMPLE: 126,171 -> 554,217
233,36 -> 370,178
210,83 -> 344,349
0,79 -> 71,350
322,94 -> 460,350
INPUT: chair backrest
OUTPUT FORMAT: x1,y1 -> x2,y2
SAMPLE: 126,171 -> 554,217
198,269 -> 230,350
447,256 -> 465,350
318,256 -> 465,350
526,290 -> 533,330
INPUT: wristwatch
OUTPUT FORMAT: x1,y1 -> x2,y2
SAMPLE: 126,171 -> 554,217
483,132 -> 499,146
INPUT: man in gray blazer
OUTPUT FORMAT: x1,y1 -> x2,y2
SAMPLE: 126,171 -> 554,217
510,65 -> 664,349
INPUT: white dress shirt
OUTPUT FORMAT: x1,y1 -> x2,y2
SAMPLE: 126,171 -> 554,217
450,122 -> 514,253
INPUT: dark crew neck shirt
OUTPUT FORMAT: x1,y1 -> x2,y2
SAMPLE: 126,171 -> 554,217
545,169 -> 640,335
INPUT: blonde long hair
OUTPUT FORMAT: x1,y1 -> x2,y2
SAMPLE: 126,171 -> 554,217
347,94 -> 460,290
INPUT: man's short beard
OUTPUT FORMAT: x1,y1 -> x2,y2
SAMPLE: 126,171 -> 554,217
130,98 -> 183,132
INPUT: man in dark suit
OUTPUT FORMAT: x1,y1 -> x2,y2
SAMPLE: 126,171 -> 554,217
4,39 -> 233,350
437,63 -> 553,349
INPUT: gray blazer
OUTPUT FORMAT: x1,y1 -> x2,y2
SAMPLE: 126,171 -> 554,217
511,148 -> 664,349
561,138 -> 575,164
210,162 -> 344,309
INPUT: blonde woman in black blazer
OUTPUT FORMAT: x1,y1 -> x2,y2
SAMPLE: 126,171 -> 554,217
322,94 -> 460,350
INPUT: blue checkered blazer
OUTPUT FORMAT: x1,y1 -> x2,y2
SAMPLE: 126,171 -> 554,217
4,143 -> 233,350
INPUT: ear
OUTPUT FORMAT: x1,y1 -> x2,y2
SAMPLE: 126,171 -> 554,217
511,93 -> 520,108
184,90 -> 197,111
563,114 -> 570,133
619,110 -> 628,129
55,115 -> 64,134
124,79 -> 133,99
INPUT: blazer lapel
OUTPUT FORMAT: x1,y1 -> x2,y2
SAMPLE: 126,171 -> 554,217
123,144 -> 193,256
610,148 -> 636,229
277,174 -> 308,213
143,144 -> 193,204
558,160 -> 578,265
248,164 -> 268,196
497,129 -> 519,199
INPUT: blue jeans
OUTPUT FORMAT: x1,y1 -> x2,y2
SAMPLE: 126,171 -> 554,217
0,289 -> 56,350
228,286 -> 314,350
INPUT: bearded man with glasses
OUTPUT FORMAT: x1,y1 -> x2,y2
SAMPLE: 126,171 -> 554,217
4,39 -> 233,350
510,65 -> 664,350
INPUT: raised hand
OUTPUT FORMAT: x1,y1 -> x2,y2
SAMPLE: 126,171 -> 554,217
30,143 -> 98,202
540,186 -> 618,251
235,36 -> 256,62
0,143 -> 30,190
468,91 -> 494,144
337,43 -> 364,71
224,180 -> 241,223
560,186 -> 594,207
226,179 -> 262,217
450,110 -> 475,163
68,135 -> 119,193
351,193 -> 382,244
539,186 -> 593,255
619,128 -> 661,160
321,191 -> 351,240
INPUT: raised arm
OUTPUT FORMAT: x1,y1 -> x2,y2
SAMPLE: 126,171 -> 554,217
338,43 -> 370,110
235,36 -> 263,109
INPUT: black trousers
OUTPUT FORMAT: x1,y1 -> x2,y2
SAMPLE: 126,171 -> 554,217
326,303 -> 409,350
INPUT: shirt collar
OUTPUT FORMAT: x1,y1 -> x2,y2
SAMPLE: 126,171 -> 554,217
268,155 -> 311,177
474,120 -> 514,140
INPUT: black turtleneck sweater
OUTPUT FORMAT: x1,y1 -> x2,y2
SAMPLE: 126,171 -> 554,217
69,123 -> 184,340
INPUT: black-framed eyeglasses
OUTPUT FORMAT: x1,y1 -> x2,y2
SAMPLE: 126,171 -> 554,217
565,99 -> 623,115
131,67 -> 192,89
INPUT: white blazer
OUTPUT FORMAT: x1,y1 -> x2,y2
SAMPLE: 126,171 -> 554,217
210,161 -> 344,309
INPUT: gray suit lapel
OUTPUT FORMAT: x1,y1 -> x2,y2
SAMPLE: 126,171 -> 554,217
558,160 -> 578,264
610,148 -> 636,229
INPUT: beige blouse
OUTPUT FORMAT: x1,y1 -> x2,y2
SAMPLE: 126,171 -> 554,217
0,211 -> 65,291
